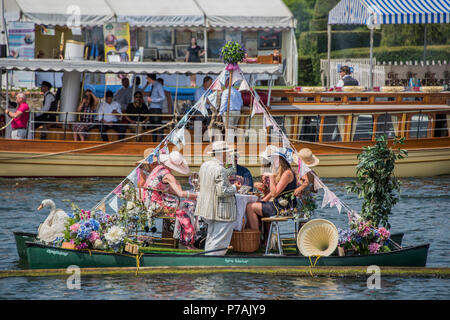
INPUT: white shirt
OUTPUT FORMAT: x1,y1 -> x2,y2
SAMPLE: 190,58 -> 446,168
336,75 -> 351,88
96,101 -> 122,122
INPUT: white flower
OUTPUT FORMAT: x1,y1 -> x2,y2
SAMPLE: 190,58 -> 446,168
93,239 -> 104,249
104,226 -> 126,245
278,199 -> 289,207
126,201 -> 135,210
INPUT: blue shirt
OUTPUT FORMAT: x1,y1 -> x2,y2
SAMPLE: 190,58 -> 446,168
195,86 -> 210,109
219,87 -> 243,115
148,81 -> 166,109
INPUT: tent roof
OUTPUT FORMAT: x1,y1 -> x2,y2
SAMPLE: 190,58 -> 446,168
13,0 -> 115,26
195,0 -> 295,29
328,0 -> 450,26
0,59 -> 282,75
107,0 -> 204,27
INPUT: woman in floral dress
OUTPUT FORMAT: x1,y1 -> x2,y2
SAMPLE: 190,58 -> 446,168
73,90 -> 98,141
138,150 -> 198,249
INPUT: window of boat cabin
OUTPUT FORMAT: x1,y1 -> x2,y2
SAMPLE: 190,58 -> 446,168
375,96 -> 396,102
434,113 -> 449,137
409,114 -> 430,138
352,115 -> 373,141
298,116 -> 319,142
375,114 -> 396,139
321,116 -> 342,142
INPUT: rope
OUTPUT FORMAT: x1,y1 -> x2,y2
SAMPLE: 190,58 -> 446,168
308,255 -> 321,277
0,120 -> 175,161
0,118 -> 13,131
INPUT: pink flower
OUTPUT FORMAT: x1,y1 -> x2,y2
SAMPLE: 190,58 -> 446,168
89,231 -> 100,242
69,223 -> 80,233
368,242 -> 380,253
378,227 -> 390,240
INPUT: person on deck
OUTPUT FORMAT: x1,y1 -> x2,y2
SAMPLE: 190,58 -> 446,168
142,74 -> 166,142
34,81 -> 57,139
5,93 -> 30,140
185,38 -> 205,87
72,90 -> 98,141
336,65 -> 359,87
194,141 -> 241,255
253,145 -> 277,196
157,78 -> 173,114
138,150 -> 198,249
95,90 -> 127,142
293,148 -> 320,213
125,91 -> 149,141
195,76 -> 213,126
219,80 -> 243,128
114,77 -> 133,112
245,148 -> 298,243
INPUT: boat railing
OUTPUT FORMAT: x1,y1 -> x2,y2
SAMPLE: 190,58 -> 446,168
2,108 -> 449,143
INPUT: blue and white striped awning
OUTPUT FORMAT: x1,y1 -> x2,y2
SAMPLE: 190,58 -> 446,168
328,0 -> 450,25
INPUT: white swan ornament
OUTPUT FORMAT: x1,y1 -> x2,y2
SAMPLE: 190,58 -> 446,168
37,199 -> 69,244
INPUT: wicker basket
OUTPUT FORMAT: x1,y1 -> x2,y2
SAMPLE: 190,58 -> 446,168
230,229 -> 261,253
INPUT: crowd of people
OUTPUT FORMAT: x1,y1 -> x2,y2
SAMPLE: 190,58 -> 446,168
135,141 -> 320,255
3,71 -> 246,142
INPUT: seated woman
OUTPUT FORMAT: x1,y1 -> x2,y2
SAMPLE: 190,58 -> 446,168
294,148 -> 320,215
72,90 -> 98,141
245,148 -> 298,234
253,145 -> 277,196
137,149 -> 198,249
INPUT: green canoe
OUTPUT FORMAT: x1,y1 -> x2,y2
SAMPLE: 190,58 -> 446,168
24,241 -> 429,270
14,231 -> 405,262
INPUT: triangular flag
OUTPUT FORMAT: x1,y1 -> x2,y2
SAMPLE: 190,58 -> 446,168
239,79 -> 251,92
211,78 -> 223,91
231,70 -> 244,85
127,169 -> 138,186
207,91 -> 218,109
282,135 -> 291,148
193,96 -> 208,117
169,127 -> 185,150
112,183 -> 122,195
298,158 -> 312,178
98,202 -> 106,213
178,113 -> 189,127
321,187 -> 336,209
108,196 -> 118,212
217,70 -> 226,85
251,97 -> 265,117
313,175 -> 324,192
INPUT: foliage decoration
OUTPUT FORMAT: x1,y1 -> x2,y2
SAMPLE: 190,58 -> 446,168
346,135 -> 407,229
220,41 -> 246,66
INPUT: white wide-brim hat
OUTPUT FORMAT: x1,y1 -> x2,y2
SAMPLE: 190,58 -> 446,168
160,151 -> 190,175
259,145 -> 278,163
207,141 -> 234,154
136,148 -> 155,165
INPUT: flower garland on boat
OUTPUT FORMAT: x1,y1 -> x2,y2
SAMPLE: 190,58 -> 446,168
338,218 -> 391,255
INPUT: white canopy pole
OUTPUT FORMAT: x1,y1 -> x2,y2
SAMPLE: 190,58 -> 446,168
327,24 -> 331,89
203,27 -> 208,63
369,26 -> 374,90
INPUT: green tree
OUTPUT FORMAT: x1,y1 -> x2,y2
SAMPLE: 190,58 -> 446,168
346,135 -> 408,229
283,0 -> 316,36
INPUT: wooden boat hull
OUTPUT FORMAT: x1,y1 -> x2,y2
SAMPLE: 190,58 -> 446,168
1,139 -> 450,177
14,232 -> 405,262
25,240 -> 428,270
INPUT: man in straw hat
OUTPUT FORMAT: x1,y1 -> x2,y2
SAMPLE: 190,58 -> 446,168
194,141 -> 241,255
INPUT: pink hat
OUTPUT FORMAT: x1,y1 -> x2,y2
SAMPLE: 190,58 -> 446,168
159,151 -> 190,175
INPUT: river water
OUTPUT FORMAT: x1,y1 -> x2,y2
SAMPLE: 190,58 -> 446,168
0,176 -> 449,300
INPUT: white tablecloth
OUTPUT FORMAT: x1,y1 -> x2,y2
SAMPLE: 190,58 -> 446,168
233,194 -> 259,231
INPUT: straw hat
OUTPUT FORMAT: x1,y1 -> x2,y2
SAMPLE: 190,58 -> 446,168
207,141 -> 233,154
297,148 -> 320,167
160,151 -> 190,175
136,148 -> 155,165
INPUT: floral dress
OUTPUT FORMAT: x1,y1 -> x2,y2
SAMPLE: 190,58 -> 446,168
73,104 -> 96,139
142,165 -> 196,247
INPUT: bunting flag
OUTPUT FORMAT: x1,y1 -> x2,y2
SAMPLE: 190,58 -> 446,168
127,169 -> 138,186
231,70 -> 244,85
178,113 -> 189,127
321,186 -> 334,208
193,96 -> 208,117
330,197 -> 342,213
217,70 -> 226,85
298,158 -> 312,178
239,79 -> 251,92
251,97 -> 265,117
108,195 -> 118,212
211,78 -> 223,91
112,184 -> 122,195
313,174 -> 324,191
207,91 -> 218,109
98,202 -> 106,213
170,127 -> 186,150
282,135 -> 291,148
